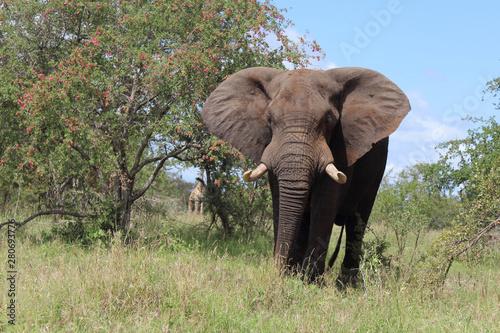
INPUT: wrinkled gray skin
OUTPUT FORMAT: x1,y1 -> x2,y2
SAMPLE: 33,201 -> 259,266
201,67 -> 410,283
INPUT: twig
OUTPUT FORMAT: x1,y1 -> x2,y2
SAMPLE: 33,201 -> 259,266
360,250 -> 368,295
441,217 -> 500,285
0,210 -> 94,230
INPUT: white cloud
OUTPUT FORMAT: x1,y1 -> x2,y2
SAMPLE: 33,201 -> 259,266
284,27 -> 302,43
393,112 -> 465,144
384,162 -> 404,176
406,90 -> 431,112
324,61 -> 338,69
394,90 -> 466,144
386,89 -> 469,171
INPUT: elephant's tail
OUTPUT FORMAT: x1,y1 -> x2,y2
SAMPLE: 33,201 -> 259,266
328,224 -> 344,269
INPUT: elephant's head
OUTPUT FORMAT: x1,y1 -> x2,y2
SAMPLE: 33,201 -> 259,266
201,67 -> 410,268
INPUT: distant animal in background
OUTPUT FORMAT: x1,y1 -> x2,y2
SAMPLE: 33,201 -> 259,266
188,171 -> 206,214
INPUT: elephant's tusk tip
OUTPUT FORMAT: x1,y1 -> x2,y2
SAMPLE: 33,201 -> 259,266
242,163 -> 268,182
337,172 -> 347,184
242,170 -> 253,182
326,163 -> 347,184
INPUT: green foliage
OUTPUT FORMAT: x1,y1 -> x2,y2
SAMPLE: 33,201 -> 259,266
0,0 -> 322,230
427,156 -> 500,284
420,109 -> 500,284
435,117 -> 500,199
200,138 -> 272,234
372,164 -> 459,257
49,219 -> 109,247
357,236 -> 393,288
44,200 -> 120,246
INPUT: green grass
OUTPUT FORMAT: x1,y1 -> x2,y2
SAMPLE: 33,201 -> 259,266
0,213 -> 498,332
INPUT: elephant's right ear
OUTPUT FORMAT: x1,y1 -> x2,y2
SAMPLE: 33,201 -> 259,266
201,67 -> 283,164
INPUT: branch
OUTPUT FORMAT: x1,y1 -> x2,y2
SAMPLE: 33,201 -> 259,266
131,131 -> 154,177
441,217 -> 500,284
131,155 -> 164,176
0,210 -> 95,230
127,71 -> 140,114
450,218 -> 500,259
70,144 -> 90,161
131,103 -> 172,177
131,143 -> 200,201
111,134 -> 130,179
130,135 -> 200,176
133,92 -> 160,114
60,176 -> 74,191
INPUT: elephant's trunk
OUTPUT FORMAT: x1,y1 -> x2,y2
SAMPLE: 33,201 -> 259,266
275,182 -> 310,266
273,146 -> 315,267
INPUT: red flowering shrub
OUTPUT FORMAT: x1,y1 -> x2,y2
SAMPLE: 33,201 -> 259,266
0,0 -> 322,232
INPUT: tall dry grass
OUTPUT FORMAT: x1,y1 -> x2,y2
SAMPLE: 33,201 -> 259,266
0,213 -> 498,332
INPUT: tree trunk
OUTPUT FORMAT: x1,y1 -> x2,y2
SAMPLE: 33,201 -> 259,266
114,173 -> 134,230
119,198 -> 132,230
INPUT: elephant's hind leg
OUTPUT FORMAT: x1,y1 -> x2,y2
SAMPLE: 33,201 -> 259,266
338,138 -> 388,286
338,213 -> 367,287
338,180 -> 384,286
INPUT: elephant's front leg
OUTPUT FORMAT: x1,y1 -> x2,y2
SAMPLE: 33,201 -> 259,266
301,179 -> 342,282
301,230 -> 332,282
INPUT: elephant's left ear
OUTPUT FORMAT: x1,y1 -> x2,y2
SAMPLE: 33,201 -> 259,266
326,67 -> 411,166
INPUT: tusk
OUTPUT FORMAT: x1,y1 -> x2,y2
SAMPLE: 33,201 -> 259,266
243,163 -> 268,182
326,163 -> 347,184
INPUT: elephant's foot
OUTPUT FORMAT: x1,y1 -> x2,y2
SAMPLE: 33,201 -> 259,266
336,265 -> 360,288
299,256 -> 326,284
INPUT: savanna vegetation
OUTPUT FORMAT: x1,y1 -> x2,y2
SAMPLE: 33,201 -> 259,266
0,0 -> 499,331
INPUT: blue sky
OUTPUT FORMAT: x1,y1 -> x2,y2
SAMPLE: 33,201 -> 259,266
273,0 -> 500,173
183,0 -> 500,182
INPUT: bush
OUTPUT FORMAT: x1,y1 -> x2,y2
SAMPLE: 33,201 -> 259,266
426,157 -> 500,284
371,165 -> 459,258
47,201 -> 122,246
193,138 -> 273,234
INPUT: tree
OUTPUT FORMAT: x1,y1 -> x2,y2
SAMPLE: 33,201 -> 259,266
427,156 -> 500,284
0,0 -> 323,229
435,117 -> 500,199
424,80 -> 500,284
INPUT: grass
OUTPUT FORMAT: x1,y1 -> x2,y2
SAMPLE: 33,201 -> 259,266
0,212 -> 498,332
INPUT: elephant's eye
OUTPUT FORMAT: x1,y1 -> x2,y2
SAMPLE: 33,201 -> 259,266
267,113 -> 273,126
326,113 -> 335,126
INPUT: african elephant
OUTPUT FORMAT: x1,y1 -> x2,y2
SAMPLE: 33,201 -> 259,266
201,67 -> 410,283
